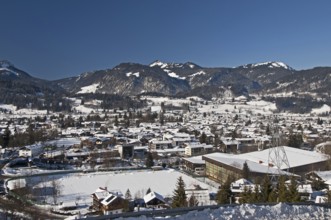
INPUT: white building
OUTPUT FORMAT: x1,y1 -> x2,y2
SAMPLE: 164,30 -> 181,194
19,144 -> 43,157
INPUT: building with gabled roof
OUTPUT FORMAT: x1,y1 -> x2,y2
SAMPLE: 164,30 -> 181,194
91,187 -> 127,215
144,191 -> 167,208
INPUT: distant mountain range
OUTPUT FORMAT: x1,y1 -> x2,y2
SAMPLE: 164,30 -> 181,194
1,59 -> 331,112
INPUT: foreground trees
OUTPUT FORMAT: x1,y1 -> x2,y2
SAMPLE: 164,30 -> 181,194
172,176 -> 187,208
216,175 -> 302,205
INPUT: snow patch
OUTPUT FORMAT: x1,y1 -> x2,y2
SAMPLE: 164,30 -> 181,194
276,81 -> 295,89
167,71 -> 186,80
0,104 -> 17,112
150,61 -> 168,69
189,71 -> 206,78
311,104 -> 331,115
142,96 -> 191,106
251,62 -> 289,69
0,67 -> 19,76
77,83 -> 100,94
126,72 -> 140,77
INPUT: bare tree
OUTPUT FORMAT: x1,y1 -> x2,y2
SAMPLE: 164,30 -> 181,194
50,178 -> 62,205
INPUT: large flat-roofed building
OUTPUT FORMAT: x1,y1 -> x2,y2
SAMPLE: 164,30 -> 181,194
202,146 -> 329,183
183,156 -> 206,175
184,143 -> 213,157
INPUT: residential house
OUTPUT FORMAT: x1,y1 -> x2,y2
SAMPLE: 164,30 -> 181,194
92,188 -> 127,215
101,193 -> 127,215
149,139 -> 173,151
144,191 -> 167,208
184,143 -> 213,157
19,144 -> 43,157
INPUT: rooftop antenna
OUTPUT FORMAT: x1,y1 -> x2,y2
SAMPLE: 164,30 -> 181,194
267,125 -> 291,182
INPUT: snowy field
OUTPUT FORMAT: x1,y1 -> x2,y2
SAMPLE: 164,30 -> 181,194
196,100 -> 277,115
142,96 -> 198,106
2,96 -> 328,118
31,169 -> 217,207
0,104 -> 47,117
118,203 -> 331,220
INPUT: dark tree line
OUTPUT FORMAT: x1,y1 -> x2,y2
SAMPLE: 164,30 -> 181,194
216,175 -> 301,205
0,125 -> 58,148
74,93 -> 147,110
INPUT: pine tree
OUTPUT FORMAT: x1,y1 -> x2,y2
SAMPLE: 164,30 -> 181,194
216,176 -> 234,204
266,124 -> 271,135
172,176 -> 187,208
188,193 -> 199,207
288,176 -> 300,202
125,189 -> 132,200
146,187 -> 151,195
2,127 -> 11,148
239,186 -> 252,204
261,175 -> 273,202
145,151 -> 154,168
214,134 -> 220,148
288,133 -> 303,148
199,132 -> 207,144
231,130 -> 238,140
242,161 -> 250,180
278,176 -> 289,202
251,184 -> 261,203
311,177 -> 326,191
327,189 -> 331,203
268,188 -> 278,202
159,112 -> 165,126
114,115 -> 119,126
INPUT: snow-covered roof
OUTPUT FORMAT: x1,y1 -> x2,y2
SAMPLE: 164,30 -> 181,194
236,146 -> 329,169
183,156 -> 205,164
204,153 -> 290,175
185,143 -> 213,149
314,141 -> 331,153
314,171 -> 331,182
222,139 -> 239,145
92,187 -> 109,200
232,178 -> 253,186
101,193 -> 118,206
204,147 -> 329,175
144,191 -> 165,204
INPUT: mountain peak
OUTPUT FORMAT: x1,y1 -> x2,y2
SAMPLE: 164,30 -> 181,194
0,60 -> 13,68
0,60 -> 20,77
150,60 -> 201,69
240,61 -> 292,70
149,60 -> 168,68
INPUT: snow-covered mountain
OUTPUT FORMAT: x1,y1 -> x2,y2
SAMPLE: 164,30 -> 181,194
0,60 -> 32,79
2,59 -> 331,104
55,61 -> 263,98
0,60 -> 66,110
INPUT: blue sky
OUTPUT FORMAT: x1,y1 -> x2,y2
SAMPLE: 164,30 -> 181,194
0,0 -> 330,80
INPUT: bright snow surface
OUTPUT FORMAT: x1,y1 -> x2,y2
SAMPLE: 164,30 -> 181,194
311,104 -> 331,115
126,72 -> 140,77
33,169 -> 217,207
117,203 -> 331,220
77,83 -> 100,94
244,62 -> 289,70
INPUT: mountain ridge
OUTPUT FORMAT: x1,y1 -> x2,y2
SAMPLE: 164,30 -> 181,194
1,59 -> 331,100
